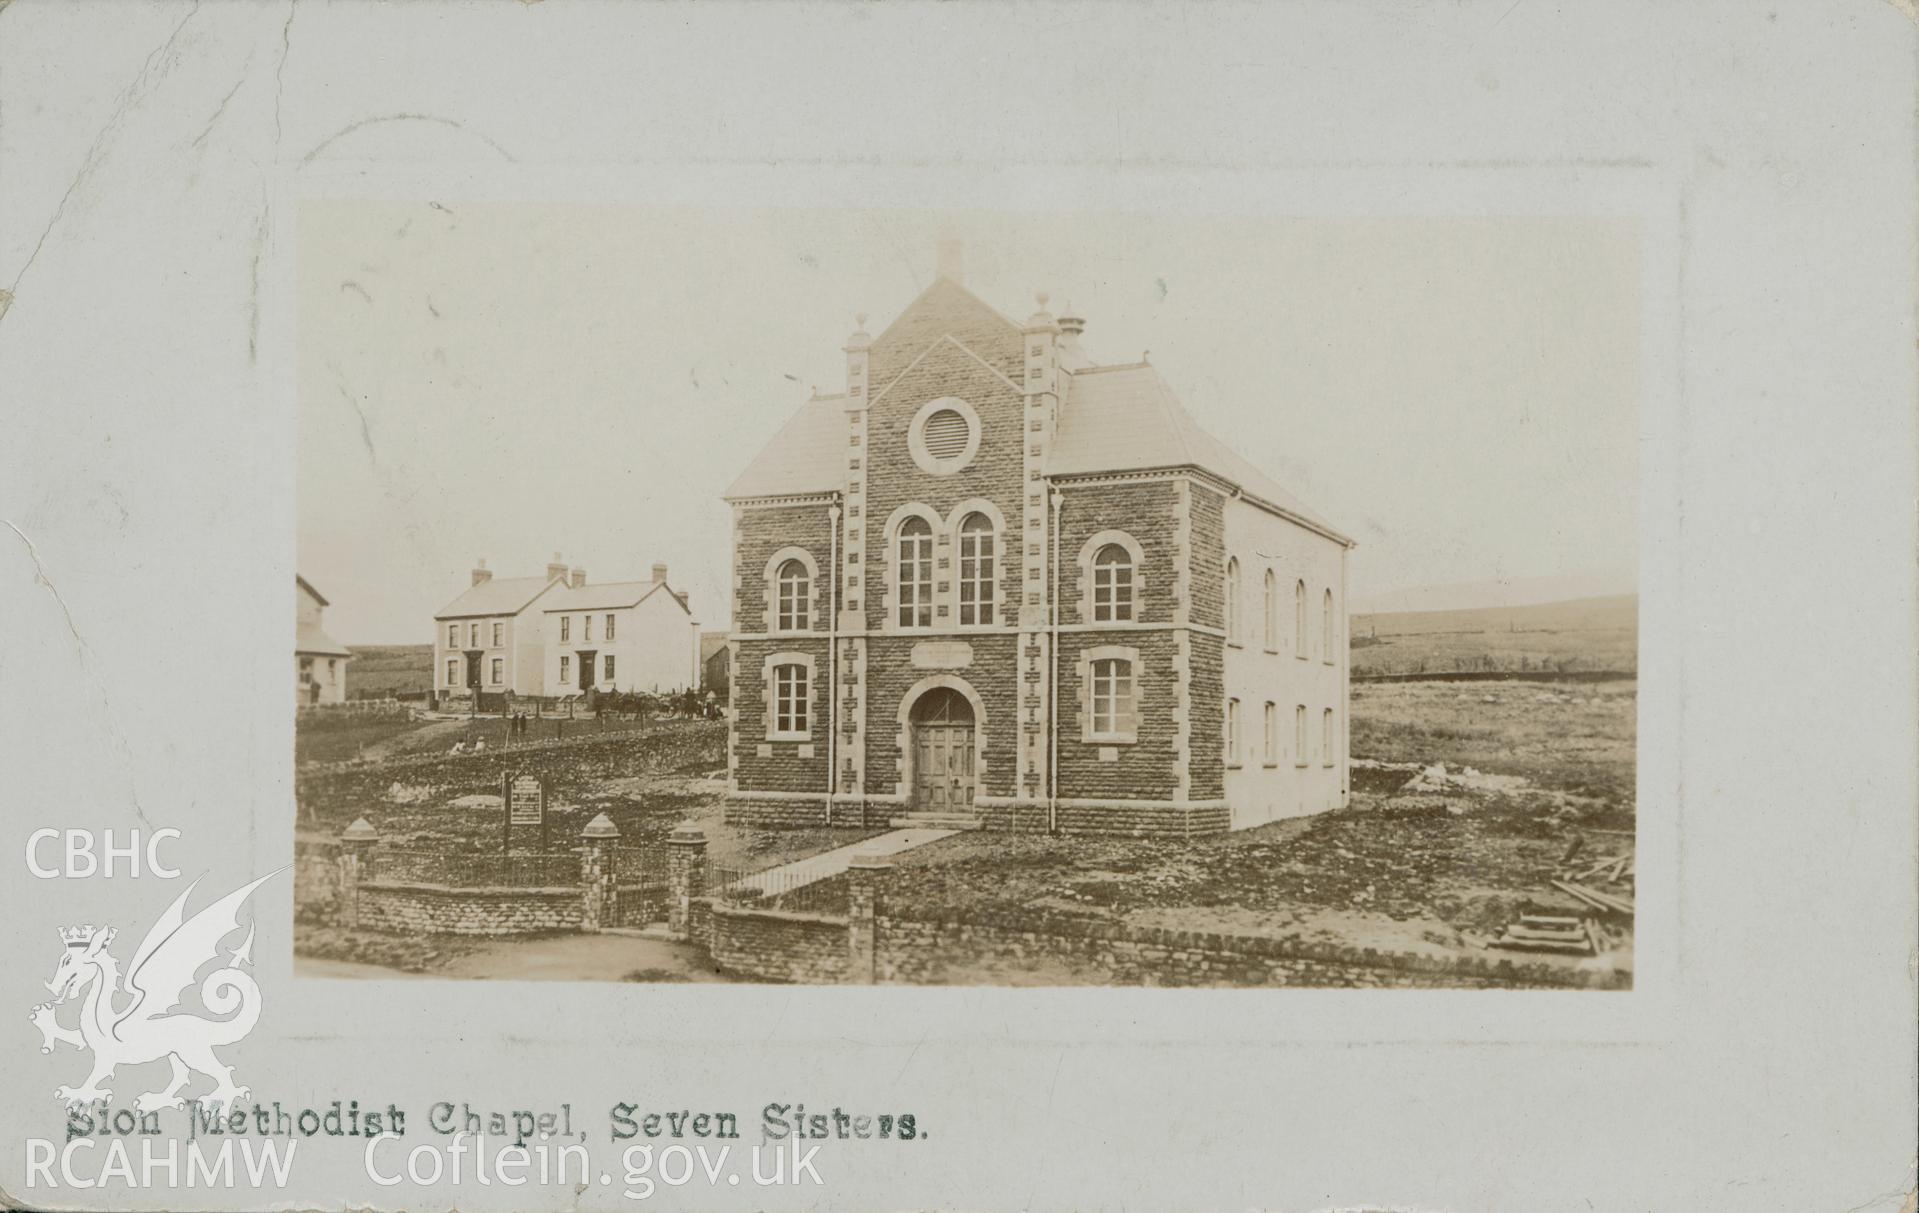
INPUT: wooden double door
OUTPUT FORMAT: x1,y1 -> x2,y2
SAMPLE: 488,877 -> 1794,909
910,688 -> 977,813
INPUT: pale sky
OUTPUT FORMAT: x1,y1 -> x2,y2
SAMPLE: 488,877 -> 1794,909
297,204 -> 1638,644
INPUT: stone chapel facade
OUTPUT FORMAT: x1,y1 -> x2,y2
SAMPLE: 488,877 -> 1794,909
722,252 -> 1352,836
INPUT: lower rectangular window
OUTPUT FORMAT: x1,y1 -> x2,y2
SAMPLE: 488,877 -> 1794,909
774,663 -> 809,735
603,655 -> 616,683
490,658 -> 502,685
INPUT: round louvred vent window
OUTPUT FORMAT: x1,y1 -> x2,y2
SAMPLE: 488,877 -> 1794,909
908,397 -> 981,476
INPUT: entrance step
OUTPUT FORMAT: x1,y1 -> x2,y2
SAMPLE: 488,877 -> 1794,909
888,813 -> 983,831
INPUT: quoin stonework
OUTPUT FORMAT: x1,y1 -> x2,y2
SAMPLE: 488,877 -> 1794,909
723,244 -> 1352,836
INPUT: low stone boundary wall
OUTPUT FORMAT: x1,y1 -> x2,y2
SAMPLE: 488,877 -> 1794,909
359,882 -> 580,935
707,902 -> 850,984
871,910 -> 1625,989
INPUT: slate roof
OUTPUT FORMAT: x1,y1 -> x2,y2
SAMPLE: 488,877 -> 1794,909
1052,364 -> 1349,542
295,621 -> 352,658
721,280 -> 1347,543
433,575 -> 562,620
542,580 -> 692,616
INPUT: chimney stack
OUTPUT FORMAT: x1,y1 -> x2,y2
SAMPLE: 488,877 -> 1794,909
569,568 -> 587,589
936,239 -> 965,286
546,552 -> 569,583
651,562 -> 669,585
471,558 -> 492,587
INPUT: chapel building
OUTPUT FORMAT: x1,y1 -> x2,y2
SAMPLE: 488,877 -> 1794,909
722,248 -> 1352,835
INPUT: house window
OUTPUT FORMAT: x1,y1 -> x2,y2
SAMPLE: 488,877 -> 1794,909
583,615 -> 592,643
1092,543 -> 1134,622
1226,697 -> 1242,766
490,658 -> 502,685
1323,707 -> 1335,766
560,655 -> 571,681
1264,701 -> 1279,766
1295,705 -> 1308,767
957,512 -> 996,626
491,621 -> 503,647
606,613 -> 616,641
560,616 -> 570,643
777,558 -> 811,631
327,659 -> 338,683
447,623 -> 458,648
897,516 -> 933,628
1090,657 -> 1135,739
445,658 -> 458,686
1294,580 -> 1308,658
1322,588 -> 1335,663
604,655 -> 616,683
1264,570 -> 1278,651
468,623 -> 479,647
1225,558 -> 1240,643
773,663 -> 809,736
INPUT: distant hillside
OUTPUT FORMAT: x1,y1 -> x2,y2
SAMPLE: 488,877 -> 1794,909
346,644 -> 434,698
1350,594 -> 1636,678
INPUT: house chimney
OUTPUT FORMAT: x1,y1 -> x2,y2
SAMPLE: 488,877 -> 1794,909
651,562 -> 669,585
569,567 -> 586,589
1057,308 -> 1085,348
471,558 -> 492,587
546,552 -> 568,583
936,239 -> 964,286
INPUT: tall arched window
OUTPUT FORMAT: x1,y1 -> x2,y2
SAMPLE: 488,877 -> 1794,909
1263,570 -> 1278,650
1092,544 -> 1134,622
897,516 -> 934,628
1294,579 -> 1308,658
776,558 -> 810,632
1322,587 -> 1335,663
957,513 -> 996,626
1225,558 -> 1241,642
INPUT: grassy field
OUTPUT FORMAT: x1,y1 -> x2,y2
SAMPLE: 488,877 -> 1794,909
344,644 -> 433,698
296,710 -> 685,766
1350,594 -> 1636,677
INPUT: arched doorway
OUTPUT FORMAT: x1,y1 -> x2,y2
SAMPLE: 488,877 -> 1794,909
909,686 -> 977,813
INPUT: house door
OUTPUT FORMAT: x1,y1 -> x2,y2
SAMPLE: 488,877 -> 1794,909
576,651 -> 596,691
463,651 -> 482,689
910,687 -> 976,813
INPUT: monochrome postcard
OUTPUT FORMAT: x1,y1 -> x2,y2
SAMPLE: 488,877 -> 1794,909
2,4 -> 1913,1212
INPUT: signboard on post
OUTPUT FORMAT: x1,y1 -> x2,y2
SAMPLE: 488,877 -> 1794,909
501,771 -> 547,852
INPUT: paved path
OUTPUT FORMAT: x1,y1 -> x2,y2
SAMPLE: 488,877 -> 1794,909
727,827 -> 955,896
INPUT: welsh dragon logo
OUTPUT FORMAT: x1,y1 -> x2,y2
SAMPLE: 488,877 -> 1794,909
30,870 -> 284,1110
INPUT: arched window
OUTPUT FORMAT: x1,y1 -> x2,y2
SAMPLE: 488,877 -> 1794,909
1092,544 -> 1134,622
1294,579 -> 1308,658
1225,697 -> 1242,765
897,516 -> 934,628
776,558 -> 811,632
957,513 -> 996,626
1322,707 -> 1335,766
1225,558 -> 1241,642
1322,587 -> 1335,663
1263,701 -> 1278,766
1294,704 -> 1307,767
1263,570 -> 1278,650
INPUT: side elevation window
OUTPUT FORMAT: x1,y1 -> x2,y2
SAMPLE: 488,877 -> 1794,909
1294,705 -> 1308,767
1263,570 -> 1278,651
957,512 -> 996,626
1226,697 -> 1242,766
1085,653 -> 1141,744
896,516 -> 934,628
490,658 -> 502,685
1263,701 -> 1279,766
560,616 -> 571,643
491,621 -> 503,647
606,613 -> 617,641
445,658 -> 457,686
776,558 -> 811,631
1322,588 -> 1335,663
1225,558 -> 1241,643
773,662 -> 809,736
1322,707 -> 1335,766
1294,580 -> 1308,658
446,623 -> 458,648
1092,543 -> 1134,622
560,655 -> 570,682
604,654 -> 616,683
